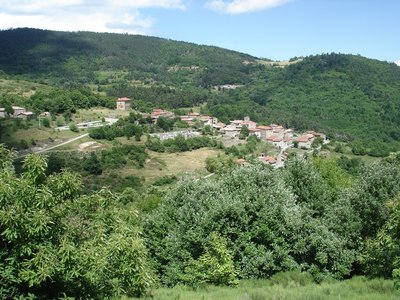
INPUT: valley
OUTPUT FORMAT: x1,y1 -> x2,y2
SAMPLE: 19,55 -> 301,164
1,28 -> 400,299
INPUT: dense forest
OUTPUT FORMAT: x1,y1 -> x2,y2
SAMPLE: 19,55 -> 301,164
1,28 -> 400,154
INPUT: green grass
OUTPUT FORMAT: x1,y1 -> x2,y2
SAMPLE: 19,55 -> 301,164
119,148 -> 221,184
128,276 -> 399,300
74,107 -> 130,122
0,78 -> 53,96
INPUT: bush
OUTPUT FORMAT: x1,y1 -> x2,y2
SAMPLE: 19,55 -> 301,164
153,175 -> 178,186
182,233 -> 238,287
41,117 -> 51,128
69,122 -> 79,132
55,116 -> 65,126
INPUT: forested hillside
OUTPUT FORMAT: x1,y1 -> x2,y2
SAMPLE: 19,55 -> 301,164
0,28 -> 256,87
207,54 -> 400,155
1,28 -> 400,154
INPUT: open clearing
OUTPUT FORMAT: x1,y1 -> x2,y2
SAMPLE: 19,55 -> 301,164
74,107 -> 130,123
120,148 -> 221,183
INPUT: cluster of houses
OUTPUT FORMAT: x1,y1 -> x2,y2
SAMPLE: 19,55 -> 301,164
0,106 -> 36,120
116,97 -> 327,150
219,116 -> 326,149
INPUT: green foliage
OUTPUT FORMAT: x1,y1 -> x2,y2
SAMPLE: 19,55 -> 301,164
269,270 -> 314,287
156,116 -> 175,131
146,135 -> 216,153
152,175 -> 178,186
0,150 -> 153,298
364,197 -> 400,280
82,152 -> 103,175
346,161 -> 400,238
206,53 -> 400,154
41,117 -> 51,128
183,233 -> 238,287
311,136 -> 323,148
145,162 -> 358,286
55,115 -> 65,126
239,125 -> 250,140
68,122 -> 78,132
205,153 -> 236,174
101,144 -> 148,169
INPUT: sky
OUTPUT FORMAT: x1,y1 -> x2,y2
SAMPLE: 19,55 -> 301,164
0,0 -> 399,63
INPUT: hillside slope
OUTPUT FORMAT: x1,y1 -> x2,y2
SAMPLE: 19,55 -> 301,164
1,28 -> 400,154
207,54 -> 400,154
0,28 -> 256,87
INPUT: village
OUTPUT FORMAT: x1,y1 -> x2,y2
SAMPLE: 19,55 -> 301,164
1,97 -> 328,167
117,97 -> 329,168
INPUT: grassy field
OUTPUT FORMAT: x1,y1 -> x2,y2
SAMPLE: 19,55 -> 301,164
0,78 -> 53,96
119,148 -> 221,184
287,147 -> 380,165
129,276 -> 399,300
74,107 -> 130,122
0,124 -> 86,149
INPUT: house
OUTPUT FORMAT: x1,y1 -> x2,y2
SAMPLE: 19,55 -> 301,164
213,122 -> 226,130
221,124 -> 240,138
17,111 -> 36,120
116,97 -> 132,110
0,108 -> 5,118
257,125 -> 273,139
296,134 -> 315,148
249,128 -> 261,138
180,115 -> 194,123
231,120 -> 244,129
266,135 -> 286,148
151,109 -> 175,122
12,106 -> 26,117
199,115 -> 214,126
242,120 -> 257,129
258,155 -> 277,166
307,130 -> 327,141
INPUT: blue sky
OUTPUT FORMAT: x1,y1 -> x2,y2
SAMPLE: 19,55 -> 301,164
0,0 -> 399,63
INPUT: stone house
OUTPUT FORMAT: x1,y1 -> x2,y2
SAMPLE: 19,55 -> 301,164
116,97 -> 132,110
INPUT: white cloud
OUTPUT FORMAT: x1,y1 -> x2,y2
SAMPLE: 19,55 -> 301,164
395,60 -> 400,66
206,0 -> 290,14
0,0 -> 186,34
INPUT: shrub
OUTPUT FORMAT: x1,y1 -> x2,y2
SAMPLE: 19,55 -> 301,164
69,122 -> 79,132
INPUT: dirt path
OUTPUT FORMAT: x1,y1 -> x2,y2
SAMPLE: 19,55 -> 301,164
18,133 -> 89,158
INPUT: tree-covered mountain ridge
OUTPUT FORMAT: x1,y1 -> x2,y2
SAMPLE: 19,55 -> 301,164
1,28 -> 400,154
0,27 -> 256,86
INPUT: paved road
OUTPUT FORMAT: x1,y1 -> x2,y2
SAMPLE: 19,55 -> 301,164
18,133 -> 89,158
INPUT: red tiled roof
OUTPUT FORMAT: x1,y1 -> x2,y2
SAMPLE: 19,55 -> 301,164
117,97 -> 131,101
259,156 -> 277,164
296,135 -> 313,143
257,125 -> 272,130
267,135 -> 283,142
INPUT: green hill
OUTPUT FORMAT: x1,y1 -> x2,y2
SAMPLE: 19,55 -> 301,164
1,28 -> 400,154
0,28 -> 256,87
206,53 -> 400,155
